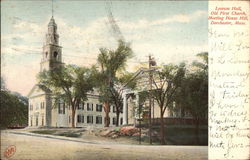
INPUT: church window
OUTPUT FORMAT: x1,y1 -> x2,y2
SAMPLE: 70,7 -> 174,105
58,102 -> 65,114
87,115 -> 93,124
82,115 -> 84,123
87,103 -> 93,111
77,115 -> 84,123
77,103 -> 85,110
45,52 -> 48,58
77,103 -> 82,110
77,115 -> 81,123
113,117 -> 117,125
53,51 -> 58,59
96,104 -> 102,112
96,116 -> 102,124
113,105 -> 116,113
63,103 -> 65,114
35,116 -> 38,126
41,115 -> 44,126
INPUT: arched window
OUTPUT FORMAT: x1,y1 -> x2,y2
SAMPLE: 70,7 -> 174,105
53,51 -> 58,59
45,52 -> 48,58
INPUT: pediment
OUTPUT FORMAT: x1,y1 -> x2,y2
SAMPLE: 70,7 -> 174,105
27,84 -> 51,98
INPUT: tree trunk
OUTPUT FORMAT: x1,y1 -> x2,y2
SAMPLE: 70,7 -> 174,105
104,102 -> 110,127
116,110 -> 120,127
71,108 -> 75,128
160,107 -> 165,145
195,118 -> 200,145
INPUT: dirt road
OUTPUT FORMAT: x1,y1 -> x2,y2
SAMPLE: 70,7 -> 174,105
1,130 -> 207,160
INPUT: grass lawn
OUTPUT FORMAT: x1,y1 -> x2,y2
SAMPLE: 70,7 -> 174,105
29,125 -> 207,145
30,130 -> 81,138
152,124 -> 208,145
31,130 -> 57,135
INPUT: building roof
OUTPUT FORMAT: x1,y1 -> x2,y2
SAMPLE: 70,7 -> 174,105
27,84 -> 52,98
48,16 -> 57,27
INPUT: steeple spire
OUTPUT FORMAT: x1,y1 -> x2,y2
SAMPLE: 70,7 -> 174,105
52,0 -> 54,17
40,0 -> 62,72
47,0 -> 58,45
47,17 -> 58,45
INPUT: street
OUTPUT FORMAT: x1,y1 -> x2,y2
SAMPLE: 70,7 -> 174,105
1,130 -> 207,160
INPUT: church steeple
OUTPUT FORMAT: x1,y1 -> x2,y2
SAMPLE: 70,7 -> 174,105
46,17 -> 59,45
40,16 -> 63,72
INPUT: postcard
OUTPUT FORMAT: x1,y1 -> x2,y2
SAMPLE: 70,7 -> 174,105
1,0 -> 249,160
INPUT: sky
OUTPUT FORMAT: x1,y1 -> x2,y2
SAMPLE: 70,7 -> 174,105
1,0 -> 208,96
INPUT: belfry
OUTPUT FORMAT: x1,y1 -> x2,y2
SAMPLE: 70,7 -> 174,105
40,16 -> 63,71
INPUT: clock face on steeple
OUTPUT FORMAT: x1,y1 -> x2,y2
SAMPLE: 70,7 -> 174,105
40,17 -> 63,72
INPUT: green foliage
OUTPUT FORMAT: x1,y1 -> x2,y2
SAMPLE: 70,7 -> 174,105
37,65 -> 96,127
96,40 -> 133,126
152,63 -> 186,112
31,130 -> 57,135
0,90 -> 28,128
150,63 -> 186,144
1,76 -> 6,90
98,40 -> 133,78
152,124 -> 208,145
176,52 -> 208,119
110,72 -> 137,111
97,40 -> 133,103
56,132 -> 81,137
192,52 -> 208,75
181,73 -> 208,119
138,91 -> 149,106
38,65 -> 96,107
31,130 -> 81,137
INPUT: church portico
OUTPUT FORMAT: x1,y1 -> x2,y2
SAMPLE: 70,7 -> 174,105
122,90 -> 140,125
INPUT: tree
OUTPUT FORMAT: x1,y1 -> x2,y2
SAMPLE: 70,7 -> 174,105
1,76 -> 6,91
0,90 -> 28,128
109,72 -> 136,126
97,40 -> 133,127
38,65 -> 96,128
175,52 -> 208,144
151,63 -> 186,144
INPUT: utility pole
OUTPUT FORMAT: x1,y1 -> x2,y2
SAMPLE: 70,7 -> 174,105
148,55 -> 156,145
148,55 -> 153,145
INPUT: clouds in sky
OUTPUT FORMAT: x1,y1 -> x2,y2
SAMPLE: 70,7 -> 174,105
1,8 -> 207,95
119,10 -> 207,30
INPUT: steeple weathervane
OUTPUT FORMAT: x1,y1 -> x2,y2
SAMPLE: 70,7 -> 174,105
52,0 -> 54,17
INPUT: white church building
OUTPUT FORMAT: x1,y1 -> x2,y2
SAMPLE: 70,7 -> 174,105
27,17 -> 121,128
28,16 -> 183,128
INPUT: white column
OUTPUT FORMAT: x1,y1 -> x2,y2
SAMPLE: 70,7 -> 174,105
123,93 -> 128,125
